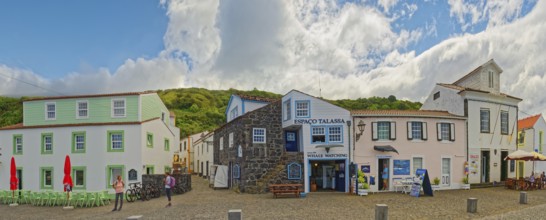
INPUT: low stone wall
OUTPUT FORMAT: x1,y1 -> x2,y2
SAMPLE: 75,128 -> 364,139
142,173 -> 192,195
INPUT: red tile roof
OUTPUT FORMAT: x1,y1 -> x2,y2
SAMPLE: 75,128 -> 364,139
26,91 -> 157,101
351,110 -> 465,118
518,114 -> 542,131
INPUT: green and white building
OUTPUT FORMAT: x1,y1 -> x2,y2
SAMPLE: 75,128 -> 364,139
0,91 -> 180,193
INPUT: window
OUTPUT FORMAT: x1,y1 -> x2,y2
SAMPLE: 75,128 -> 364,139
147,133 -> 153,148
311,126 -> 343,143
407,122 -> 427,140
13,134 -> 23,155
40,167 -> 54,189
480,109 -> 490,133
287,132 -> 295,141
165,166 -> 172,174
41,133 -> 53,154
253,128 -> 266,143
230,107 -> 238,120
146,165 -> 155,174
518,131 -> 525,145
72,131 -> 86,153
488,71 -> 494,88
229,133 -> 234,148
412,157 -> 423,175
372,122 -> 396,141
287,163 -> 302,180
500,111 -> 509,135
328,127 -> 342,142
283,99 -> 291,121
184,141 -> 187,151
72,167 -> 86,189
112,99 -> 126,117
233,164 -> 240,179
164,138 -> 170,151
437,123 -> 455,141
107,130 -> 124,152
433,92 -> 440,100
295,101 -> 310,117
540,131 -> 544,153
219,137 -> 224,150
45,102 -> 56,120
76,101 -> 88,119
312,127 -> 326,143
106,165 -> 124,187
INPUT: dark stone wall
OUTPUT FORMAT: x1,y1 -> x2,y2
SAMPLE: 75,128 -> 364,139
142,174 -> 192,195
213,101 -> 304,194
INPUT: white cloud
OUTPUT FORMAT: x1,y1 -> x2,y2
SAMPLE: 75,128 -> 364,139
378,0 -> 400,13
1,0 -> 546,118
448,0 -> 527,30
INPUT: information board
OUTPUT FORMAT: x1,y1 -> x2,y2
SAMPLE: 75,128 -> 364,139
410,169 -> 434,197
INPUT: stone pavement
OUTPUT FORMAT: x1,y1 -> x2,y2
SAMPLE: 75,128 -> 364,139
2,177 -> 546,219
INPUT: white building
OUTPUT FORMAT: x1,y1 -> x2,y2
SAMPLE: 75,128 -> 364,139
193,132 -> 214,178
0,92 -> 180,193
421,59 -> 521,184
517,114 -> 546,176
282,90 -> 351,193
180,132 -> 206,174
225,94 -> 276,123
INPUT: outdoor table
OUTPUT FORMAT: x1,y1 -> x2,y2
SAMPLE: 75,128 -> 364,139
401,180 -> 413,194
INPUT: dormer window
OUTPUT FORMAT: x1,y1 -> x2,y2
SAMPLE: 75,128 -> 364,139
112,99 -> 126,118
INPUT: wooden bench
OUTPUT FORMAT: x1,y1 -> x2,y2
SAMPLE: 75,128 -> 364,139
268,184 -> 303,198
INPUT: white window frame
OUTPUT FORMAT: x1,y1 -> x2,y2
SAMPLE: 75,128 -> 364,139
45,102 -> 56,120
230,106 -> 238,120
76,100 -> 89,119
15,136 -> 23,154
111,133 -> 123,150
480,109 -> 490,133
500,111 -> 509,135
377,122 -> 390,140
412,156 -> 424,176
253,128 -> 266,143
44,135 -> 53,152
111,98 -> 126,118
328,126 -> 342,143
311,127 -> 326,143
295,101 -> 310,118
283,99 -> 291,121
75,134 -> 85,151
73,169 -> 85,187
229,133 -> 234,148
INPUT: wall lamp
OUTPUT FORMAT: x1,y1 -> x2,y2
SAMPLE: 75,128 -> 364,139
355,120 -> 366,142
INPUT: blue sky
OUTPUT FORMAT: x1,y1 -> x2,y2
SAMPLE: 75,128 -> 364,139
1,0 -> 545,116
0,0 -> 167,77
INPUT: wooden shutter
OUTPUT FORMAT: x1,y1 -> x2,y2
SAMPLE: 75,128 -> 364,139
390,122 -> 396,140
437,123 -> 442,141
422,122 -> 428,140
372,122 -> 378,141
450,123 -> 455,141
407,122 -> 413,140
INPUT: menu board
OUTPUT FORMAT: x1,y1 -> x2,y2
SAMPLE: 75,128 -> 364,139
410,169 -> 434,197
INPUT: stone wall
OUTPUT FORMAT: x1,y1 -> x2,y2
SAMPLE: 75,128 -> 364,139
142,173 -> 192,195
213,101 -> 304,194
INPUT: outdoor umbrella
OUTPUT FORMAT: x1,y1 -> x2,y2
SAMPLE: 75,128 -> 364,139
504,150 -> 535,161
63,155 -> 73,206
10,157 -> 18,203
530,151 -> 546,174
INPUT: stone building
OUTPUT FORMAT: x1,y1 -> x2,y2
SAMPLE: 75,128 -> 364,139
214,100 -> 303,194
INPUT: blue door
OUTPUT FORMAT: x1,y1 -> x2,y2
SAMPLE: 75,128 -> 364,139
285,131 -> 298,152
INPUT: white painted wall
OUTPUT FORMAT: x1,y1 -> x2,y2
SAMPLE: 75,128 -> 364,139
141,119 -> 179,176
193,133 -> 213,177
226,95 -> 242,122
243,101 -> 268,114
421,85 -> 465,116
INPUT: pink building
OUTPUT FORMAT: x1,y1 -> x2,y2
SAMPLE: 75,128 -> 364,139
352,110 -> 467,192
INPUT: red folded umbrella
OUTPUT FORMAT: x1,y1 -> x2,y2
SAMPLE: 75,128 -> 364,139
63,155 -> 73,191
10,157 -> 18,191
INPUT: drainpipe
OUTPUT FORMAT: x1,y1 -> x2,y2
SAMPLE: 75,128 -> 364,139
346,119 -> 352,193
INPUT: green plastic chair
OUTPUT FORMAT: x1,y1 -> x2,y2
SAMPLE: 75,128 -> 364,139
0,190 -> 5,204
99,191 -> 110,206
65,192 -> 74,207
76,192 -> 87,208
30,192 -> 41,206
86,192 -> 97,207
6,190 -> 19,204
56,192 -> 68,206
21,190 -> 32,204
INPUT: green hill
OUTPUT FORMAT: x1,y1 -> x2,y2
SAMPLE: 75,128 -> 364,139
0,89 -> 421,137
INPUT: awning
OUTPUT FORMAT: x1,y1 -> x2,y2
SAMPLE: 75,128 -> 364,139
315,144 -> 344,153
374,145 -> 399,154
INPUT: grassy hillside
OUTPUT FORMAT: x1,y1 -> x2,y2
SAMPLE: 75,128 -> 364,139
0,89 -> 421,137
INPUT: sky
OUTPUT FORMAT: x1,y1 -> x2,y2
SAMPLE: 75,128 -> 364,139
0,0 -> 545,117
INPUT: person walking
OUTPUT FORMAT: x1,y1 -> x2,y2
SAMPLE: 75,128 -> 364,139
164,172 -> 173,207
382,164 -> 389,191
112,175 -> 124,211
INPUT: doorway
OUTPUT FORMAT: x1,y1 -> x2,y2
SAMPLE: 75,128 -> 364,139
309,160 -> 346,192
16,169 -> 23,190
441,158 -> 451,186
481,151 -> 490,183
206,161 -> 209,177
285,131 -> 298,152
501,151 -> 508,181
378,159 -> 390,191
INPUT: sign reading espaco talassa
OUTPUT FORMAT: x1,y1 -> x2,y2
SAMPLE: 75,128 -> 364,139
294,118 -> 346,124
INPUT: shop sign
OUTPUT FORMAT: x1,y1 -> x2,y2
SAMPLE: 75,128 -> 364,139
294,118 -> 346,125
307,152 -> 347,158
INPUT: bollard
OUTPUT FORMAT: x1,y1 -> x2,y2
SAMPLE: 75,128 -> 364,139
375,204 -> 388,220
467,198 -> 478,213
228,209 -> 242,220
520,192 -> 528,204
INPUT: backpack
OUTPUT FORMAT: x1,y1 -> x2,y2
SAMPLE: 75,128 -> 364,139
169,176 -> 176,188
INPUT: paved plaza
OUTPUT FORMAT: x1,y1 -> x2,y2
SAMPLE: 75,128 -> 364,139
2,177 -> 546,219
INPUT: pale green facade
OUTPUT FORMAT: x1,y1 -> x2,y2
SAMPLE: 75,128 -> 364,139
141,94 -> 170,124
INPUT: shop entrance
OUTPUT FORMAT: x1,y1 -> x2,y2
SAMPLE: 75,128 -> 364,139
481,151 -> 490,183
500,151 -> 508,181
309,160 -> 346,192
378,159 -> 390,191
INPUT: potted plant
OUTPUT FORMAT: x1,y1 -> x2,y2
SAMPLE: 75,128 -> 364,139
357,170 -> 369,196
461,176 -> 470,190
432,177 -> 440,191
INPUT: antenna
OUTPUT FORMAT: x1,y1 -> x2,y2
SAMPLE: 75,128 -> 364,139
319,75 -> 322,98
